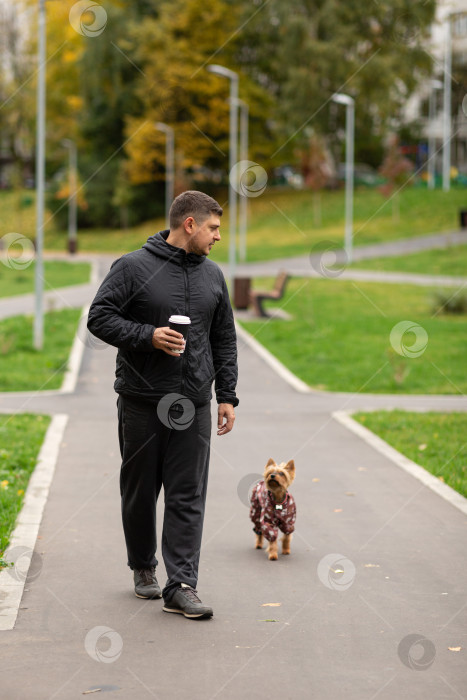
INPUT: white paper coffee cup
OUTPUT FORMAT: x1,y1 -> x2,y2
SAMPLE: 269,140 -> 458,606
168,315 -> 191,353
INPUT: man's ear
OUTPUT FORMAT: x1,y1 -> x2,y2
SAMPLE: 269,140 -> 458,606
183,216 -> 195,234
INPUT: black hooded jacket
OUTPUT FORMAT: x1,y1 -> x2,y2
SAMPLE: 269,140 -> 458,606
87,230 -> 239,408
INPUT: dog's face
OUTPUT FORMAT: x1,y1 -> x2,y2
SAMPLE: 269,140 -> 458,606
264,458 -> 295,500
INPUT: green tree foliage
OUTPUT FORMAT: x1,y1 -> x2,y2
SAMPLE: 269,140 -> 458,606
122,0 -> 273,195
237,0 -> 436,163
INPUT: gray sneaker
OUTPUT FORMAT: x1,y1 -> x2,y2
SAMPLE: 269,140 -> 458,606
134,567 -> 162,599
163,583 -> 213,619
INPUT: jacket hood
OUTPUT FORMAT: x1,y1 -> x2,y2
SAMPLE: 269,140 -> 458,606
143,230 -> 206,266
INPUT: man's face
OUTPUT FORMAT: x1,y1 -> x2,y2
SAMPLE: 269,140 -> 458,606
186,214 -> 221,256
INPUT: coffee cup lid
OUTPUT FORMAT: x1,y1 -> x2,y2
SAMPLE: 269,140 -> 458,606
169,315 -> 191,324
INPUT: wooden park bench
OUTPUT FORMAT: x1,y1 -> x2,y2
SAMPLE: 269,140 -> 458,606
249,271 -> 290,318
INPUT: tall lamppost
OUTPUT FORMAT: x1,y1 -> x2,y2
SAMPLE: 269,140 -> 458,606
237,98 -> 249,262
154,122 -> 174,230
331,92 -> 354,263
34,0 -> 46,350
428,80 -> 443,190
62,139 -> 78,253
206,64 -> 238,289
442,14 -> 452,192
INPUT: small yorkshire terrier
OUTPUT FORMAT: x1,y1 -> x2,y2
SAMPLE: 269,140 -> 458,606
249,458 -> 296,560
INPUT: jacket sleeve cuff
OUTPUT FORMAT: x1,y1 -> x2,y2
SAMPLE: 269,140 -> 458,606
217,396 -> 239,407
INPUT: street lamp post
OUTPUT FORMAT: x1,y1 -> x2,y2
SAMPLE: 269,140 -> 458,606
331,93 -> 354,263
207,64 -> 239,289
62,139 -> 78,253
442,15 -> 452,192
154,122 -> 174,229
34,0 -> 46,350
428,80 -> 443,190
237,98 -> 249,262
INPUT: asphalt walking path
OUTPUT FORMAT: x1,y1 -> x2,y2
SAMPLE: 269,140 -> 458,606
0,248 -> 466,699
231,228 -> 467,282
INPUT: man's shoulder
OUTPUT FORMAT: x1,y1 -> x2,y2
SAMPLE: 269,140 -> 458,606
203,258 -> 225,281
110,248 -> 155,271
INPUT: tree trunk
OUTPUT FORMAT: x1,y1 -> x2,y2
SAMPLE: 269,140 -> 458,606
392,192 -> 400,224
313,190 -> 322,228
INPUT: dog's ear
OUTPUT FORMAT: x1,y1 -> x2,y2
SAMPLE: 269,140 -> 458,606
284,459 -> 295,482
266,458 -> 276,468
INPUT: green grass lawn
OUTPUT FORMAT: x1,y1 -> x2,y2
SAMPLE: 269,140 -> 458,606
1,186 -> 465,261
353,410 -> 467,498
238,277 -> 467,394
348,245 -> 467,277
0,308 -> 82,391
0,261 -> 91,298
0,414 -> 51,565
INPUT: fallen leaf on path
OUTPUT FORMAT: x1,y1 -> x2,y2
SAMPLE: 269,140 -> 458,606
448,647 -> 462,652
312,478 -> 320,482
364,564 -> 380,568
345,492 -> 355,496
82,690 -> 102,695
333,508 -> 343,513
261,603 -> 281,607
259,619 -> 278,622
357,467 -> 367,471
235,645 -> 260,648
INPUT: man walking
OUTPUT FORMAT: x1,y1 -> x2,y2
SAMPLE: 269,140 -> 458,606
87,191 -> 238,619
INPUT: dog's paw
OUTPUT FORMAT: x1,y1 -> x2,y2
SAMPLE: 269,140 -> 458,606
281,534 -> 292,555
266,542 -> 278,560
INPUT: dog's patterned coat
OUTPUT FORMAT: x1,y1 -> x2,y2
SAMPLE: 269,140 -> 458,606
250,480 -> 296,542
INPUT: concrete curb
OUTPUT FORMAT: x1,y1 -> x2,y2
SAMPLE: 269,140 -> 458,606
0,305 -> 89,399
60,305 -> 89,393
333,410 -> 467,518
0,295 -> 91,629
235,321 -> 313,394
0,414 -> 69,631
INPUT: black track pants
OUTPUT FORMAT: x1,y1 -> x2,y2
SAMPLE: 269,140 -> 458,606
117,395 -> 211,601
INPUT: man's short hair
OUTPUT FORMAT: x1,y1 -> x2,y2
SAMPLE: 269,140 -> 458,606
169,190 -> 223,230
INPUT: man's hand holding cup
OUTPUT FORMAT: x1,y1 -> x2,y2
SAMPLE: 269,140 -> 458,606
152,315 -> 191,357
